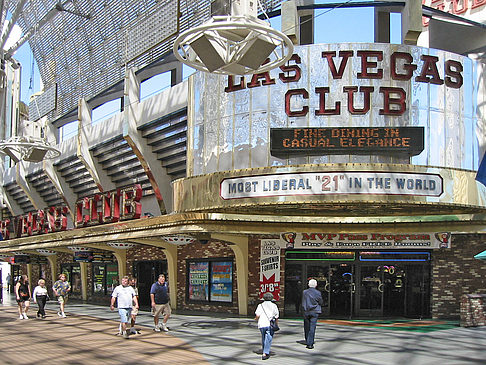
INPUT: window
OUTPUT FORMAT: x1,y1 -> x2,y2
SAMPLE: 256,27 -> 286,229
61,263 -> 81,294
93,263 -> 119,295
187,259 -> 233,303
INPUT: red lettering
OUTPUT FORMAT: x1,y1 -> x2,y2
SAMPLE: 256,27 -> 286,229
379,87 -> 407,115
343,86 -> 374,114
444,60 -> 463,88
247,61 -> 276,88
391,52 -> 417,81
321,51 -> 353,79
0,219 -> 10,240
415,55 -> 444,85
224,75 -> 245,93
285,89 -> 309,117
279,54 -> 302,83
452,0 -> 468,14
357,50 -> 383,79
472,0 -> 486,8
315,87 -> 340,115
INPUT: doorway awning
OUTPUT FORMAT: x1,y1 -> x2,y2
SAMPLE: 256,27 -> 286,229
474,251 -> 486,260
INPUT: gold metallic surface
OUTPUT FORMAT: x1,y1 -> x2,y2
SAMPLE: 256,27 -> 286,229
172,163 -> 486,216
2,210 -> 486,253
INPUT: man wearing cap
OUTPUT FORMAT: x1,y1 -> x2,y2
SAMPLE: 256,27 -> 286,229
302,279 -> 323,349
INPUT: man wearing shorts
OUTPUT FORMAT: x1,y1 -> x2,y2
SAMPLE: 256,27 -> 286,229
150,274 -> 171,332
111,276 -> 139,339
52,274 -> 71,318
129,277 -> 139,334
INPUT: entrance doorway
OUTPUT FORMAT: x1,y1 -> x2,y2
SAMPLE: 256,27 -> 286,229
284,251 -> 431,318
133,260 -> 167,308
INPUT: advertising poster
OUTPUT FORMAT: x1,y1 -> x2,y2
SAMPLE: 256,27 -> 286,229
260,239 -> 281,300
188,261 -> 209,301
93,265 -> 105,294
210,261 -> 232,302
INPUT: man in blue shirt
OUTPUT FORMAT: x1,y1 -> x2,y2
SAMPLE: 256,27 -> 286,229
302,279 -> 323,349
150,274 -> 171,332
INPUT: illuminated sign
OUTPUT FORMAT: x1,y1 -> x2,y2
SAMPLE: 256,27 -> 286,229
0,184 -> 142,240
270,127 -> 424,157
220,171 -> 443,199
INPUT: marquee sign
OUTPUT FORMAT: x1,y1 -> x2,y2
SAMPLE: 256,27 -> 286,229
270,127 -> 424,157
221,171 -> 443,199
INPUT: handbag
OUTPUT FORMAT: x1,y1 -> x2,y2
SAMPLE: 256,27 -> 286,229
262,305 -> 280,333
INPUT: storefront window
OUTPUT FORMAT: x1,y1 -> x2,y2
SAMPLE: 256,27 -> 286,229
61,263 -> 81,294
92,263 -> 119,295
187,259 -> 233,303
106,264 -> 119,295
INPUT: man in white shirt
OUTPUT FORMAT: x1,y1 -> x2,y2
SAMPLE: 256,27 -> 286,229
110,276 -> 139,339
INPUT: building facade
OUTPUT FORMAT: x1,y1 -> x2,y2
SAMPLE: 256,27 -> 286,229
1,1 -> 486,320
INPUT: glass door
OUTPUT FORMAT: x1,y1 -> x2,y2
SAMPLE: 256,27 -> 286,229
329,263 -> 354,318
306,264 -> 330,316
357,265 -> 383,316
284,263 -> 304,316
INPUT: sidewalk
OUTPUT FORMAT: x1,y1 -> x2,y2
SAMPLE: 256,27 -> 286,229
2,289 -> 486,364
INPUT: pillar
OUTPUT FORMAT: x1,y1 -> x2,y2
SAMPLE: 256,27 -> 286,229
212,234 -> 249,316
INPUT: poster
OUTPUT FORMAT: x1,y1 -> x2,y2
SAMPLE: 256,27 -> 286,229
210,261 -> 232,303
188,261 -> 209,301
260,239 -> 281,300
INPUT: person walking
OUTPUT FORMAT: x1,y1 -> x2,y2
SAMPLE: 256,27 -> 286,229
111,276 -> 139,339
129,277 -> 139,335
150,274 -> 171,332
302,279 -> 323,349
32,279 -> 49,318
52,274 -> 71,318
14,275 -> 31,319
6,273 -> 11,292
255,292 -> 279,360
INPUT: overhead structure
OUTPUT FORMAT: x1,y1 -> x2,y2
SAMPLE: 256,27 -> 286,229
0,0 -> 286,121
173,0 -> 293,74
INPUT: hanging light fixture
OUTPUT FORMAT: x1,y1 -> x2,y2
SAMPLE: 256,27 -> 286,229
161,235 -> 197,245
67,246 -> 91,252
36,249 -> 56,256
173,0 -> 293,75
106,242 -> 136,249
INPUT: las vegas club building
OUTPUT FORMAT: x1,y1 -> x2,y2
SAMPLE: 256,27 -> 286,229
0,0 -> 486,320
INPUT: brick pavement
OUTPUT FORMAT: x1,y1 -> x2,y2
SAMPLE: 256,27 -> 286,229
0,306 -> 208,365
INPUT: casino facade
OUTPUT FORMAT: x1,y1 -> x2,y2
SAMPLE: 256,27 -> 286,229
1,0 -> 486,319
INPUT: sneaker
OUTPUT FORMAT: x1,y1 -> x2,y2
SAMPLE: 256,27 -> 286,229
123,331 -> 129,339
19,315 -> 23,320
22,313 -> 28,319
161,323 -> 169,332
61,312 -> 66,318
129,327 -> 137,335
153,326 -> 161,332
57,312 -> 63,317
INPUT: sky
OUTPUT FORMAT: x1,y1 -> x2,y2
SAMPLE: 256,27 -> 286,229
6,1 -> 402,131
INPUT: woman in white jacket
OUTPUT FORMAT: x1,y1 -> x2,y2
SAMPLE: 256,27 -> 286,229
254,292 -> 279,360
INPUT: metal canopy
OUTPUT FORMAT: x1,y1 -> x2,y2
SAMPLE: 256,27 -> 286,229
2,0 -> 284,121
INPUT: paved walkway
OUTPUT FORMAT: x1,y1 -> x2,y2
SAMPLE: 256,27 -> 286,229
2,289 -> 486,364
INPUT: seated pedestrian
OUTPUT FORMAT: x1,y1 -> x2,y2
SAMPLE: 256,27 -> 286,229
32,279 -> 49,318
111,276 -> 139,339
255,292 -> 279,360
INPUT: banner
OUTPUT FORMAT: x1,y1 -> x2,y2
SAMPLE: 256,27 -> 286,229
260,239 -> 281,300
280,232 -> 451,249
221,171 -> 443,199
